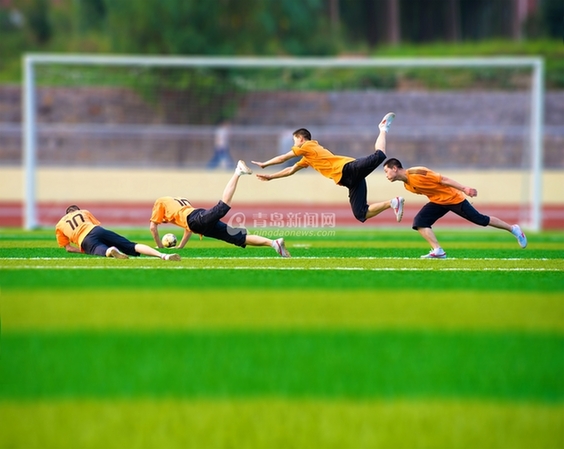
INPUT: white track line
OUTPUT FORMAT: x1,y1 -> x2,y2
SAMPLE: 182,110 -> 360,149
0,257 -> 556,261
1,265 -> 561,272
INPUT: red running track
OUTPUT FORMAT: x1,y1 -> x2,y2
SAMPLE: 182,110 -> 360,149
1,201 -> 563,230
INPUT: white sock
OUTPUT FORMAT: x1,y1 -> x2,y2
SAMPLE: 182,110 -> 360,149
391,198 -> 398,208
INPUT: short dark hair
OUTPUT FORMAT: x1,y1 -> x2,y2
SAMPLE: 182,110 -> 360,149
384,158 -> 403,169
293,128 -> 311,141
65,205 -> 80,214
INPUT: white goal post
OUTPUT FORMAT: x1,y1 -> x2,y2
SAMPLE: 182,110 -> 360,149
22,54 -> 545,230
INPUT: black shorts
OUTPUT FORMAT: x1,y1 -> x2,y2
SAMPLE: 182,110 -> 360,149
81,226 -> 139,256
413,199 -> 491,229
338,150 -> 387,223
187,200 -> 247,247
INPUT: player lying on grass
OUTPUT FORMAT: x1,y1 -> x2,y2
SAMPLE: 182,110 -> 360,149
251,112 -> 404,224
383,158 -> 528,259
56,205 -> 181,260
149,160 -> 291,257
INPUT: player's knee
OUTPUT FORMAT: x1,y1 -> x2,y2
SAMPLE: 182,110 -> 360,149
354,209 -> 367,223
476,215 -> 490,227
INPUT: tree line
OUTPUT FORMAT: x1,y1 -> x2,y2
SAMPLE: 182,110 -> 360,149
2,0 -> 562,58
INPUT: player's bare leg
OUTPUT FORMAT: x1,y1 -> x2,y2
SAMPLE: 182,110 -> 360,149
366,197 -> 404,222
416,227 -> 442,251
134,243 -> 181,261
374,128 -> 387,154
487,216 -> 512,232
245,234 -> 291,257
222,160 -> 253,206
488,216 -> 527,248
365,200 -> 391,219
375,112 -> 395,153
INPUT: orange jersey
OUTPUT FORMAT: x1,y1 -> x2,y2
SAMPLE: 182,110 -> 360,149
150,197 -> 195,230
404,167 -> 465,205
292,140 -> 355,184
55,209 -> 100,248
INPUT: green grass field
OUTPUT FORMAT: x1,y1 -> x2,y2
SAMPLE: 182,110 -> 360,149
1,227 -> 563,449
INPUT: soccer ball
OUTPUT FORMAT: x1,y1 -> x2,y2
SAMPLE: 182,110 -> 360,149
161,233 -> 177,248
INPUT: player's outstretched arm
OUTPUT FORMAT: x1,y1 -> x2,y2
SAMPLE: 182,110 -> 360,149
256,164 -> 304,181
252,150 -> 295,169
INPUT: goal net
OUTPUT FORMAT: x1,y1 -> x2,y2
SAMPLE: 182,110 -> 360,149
20,55 -> 544,230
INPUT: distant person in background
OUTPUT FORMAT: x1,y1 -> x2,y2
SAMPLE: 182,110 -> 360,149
252,112 -> 404,224
56,205 -> 181,260
383,158 -> 528,258
207,119 -> 234,169
149,160 -> 291,257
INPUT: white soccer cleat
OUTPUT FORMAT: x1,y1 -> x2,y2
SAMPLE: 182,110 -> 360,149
391,196 -> 404,222
420,248 -> 447,259
273,238 -> 291,258
236,160 -> 253,176
106,246 -> 129,259
511,225 -> 527,248
163,253 -> 181,261
379,112 -> 395,133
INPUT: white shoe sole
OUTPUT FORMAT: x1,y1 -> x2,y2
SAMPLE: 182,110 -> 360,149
237,160 -> 253,175
393,197 -> 404,222
379,112 -> 395,132
274,239 -> 291,257
107,247 -> 129,259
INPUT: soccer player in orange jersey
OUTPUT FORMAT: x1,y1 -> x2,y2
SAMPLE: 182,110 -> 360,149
149,160 -> 291,257
251,112 -> 404,224
383,158 -> 528,259
56,205 -> 181,260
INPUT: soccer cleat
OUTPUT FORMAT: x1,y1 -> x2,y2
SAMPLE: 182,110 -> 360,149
236,160 -> 253,176
106,246 -> 129,259
392,196 -> 405,222
420,249 -> 447,259
378,112 -> 395,133
163,253 -> 181,261
511,225 -> 527,248
273,238 -> 291,258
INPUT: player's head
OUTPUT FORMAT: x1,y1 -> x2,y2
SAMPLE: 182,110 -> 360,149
293,128 -> 311,141
384,158 -> 403,170
292,128 -> 311,147
383,158 -> 403,182
65,205 -> 80,214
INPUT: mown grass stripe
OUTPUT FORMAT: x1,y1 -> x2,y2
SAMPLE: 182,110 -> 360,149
1,399 -> 562,449
2,290 -> 563,333
1,269 -> 562,291
1,331 -> 562,401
